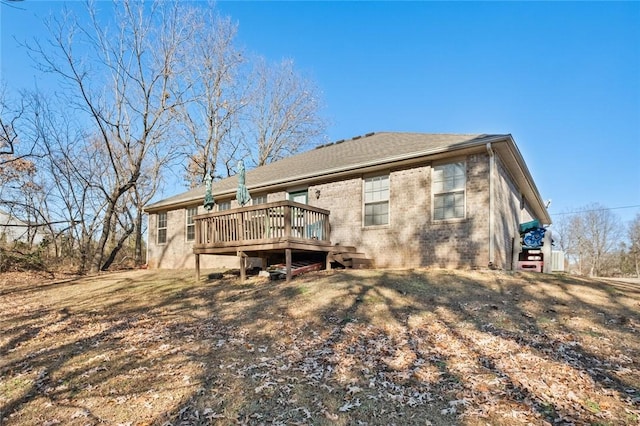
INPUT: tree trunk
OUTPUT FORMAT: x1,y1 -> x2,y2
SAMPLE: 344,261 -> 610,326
134,208 -> 143,266
91,198 -> 117,273
101,223 -> 135,271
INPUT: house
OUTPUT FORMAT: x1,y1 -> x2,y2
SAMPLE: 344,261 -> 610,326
0,209 -> 46,246
143,132 -> 552,279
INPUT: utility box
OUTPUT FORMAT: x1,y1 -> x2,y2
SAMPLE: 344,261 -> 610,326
551,250 -> 565,272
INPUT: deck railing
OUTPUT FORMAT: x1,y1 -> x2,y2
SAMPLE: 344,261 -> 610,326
193,200 -> 330,249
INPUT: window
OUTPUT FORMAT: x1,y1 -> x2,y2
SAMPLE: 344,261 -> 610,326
186,207 -> 197,241
432,162 -> 466,220
218,201 -> 231,211
364,175 -> 389,226
253,194 -> 268,205
157,212 -> 167,244
289,190 -> 308,204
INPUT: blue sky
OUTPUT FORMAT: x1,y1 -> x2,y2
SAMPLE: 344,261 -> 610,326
2,1 -> 639,224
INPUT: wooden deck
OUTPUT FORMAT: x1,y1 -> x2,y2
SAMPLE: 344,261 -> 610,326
193,201 -> 333,281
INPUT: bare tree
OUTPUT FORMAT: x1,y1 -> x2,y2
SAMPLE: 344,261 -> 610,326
563,203 -> 624,277
0,85 -> 36,179
0,0 -> 25,10
0,87 -> 20,162
12,1 -> 327,272
28,0 -> 193,271
245,58 -> 326,167
629,213 -> 640,278
178,9 -> 247,187
553,212 -> 582,274
24,92 -> 103,271
0,86 -> 46,251
176,10 -> 327,184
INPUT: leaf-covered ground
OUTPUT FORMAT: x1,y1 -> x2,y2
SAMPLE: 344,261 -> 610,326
1,269 -> 639,425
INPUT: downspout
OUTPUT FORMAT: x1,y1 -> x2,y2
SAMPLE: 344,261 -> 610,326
486,143 -> 495,267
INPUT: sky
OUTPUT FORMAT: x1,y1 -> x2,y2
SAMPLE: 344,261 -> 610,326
1,1 -> 639,225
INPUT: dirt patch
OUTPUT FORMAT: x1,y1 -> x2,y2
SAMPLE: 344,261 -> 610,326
1,269 -> 638,425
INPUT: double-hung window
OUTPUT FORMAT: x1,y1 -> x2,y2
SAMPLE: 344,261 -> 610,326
252,194 -> 268,205
186,207 -> 197,241
364,175 -> 389,226
157,212 -> 167,244
218,201 -> 231,211
432,162 -> 466,220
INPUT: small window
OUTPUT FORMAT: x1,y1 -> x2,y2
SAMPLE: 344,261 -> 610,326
157,212 -> 167,244
289,190 -> 308,204
432,162 -> 466,220
364,175 -> 389,226
253,194 -> 268,205
218,201 -> 231,211
186,207 -> 197,241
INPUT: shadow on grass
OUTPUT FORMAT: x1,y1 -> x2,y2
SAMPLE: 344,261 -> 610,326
156,269 -> 639,425
1,269 -> 639,425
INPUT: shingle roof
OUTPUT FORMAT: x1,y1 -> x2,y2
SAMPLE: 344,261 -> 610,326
144,132 -> 513,211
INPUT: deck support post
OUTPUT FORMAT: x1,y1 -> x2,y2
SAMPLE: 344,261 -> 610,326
285,249 -> 292,282
195,253 -> 200,283
238,251 -> 246,283
326,252 -> 332,271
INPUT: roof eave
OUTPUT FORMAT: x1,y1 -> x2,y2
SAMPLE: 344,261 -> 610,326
493,136 -> 551,225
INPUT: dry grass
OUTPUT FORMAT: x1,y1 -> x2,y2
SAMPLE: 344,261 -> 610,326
1,268 -> 639,425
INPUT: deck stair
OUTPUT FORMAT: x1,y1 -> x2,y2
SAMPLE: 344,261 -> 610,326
329,245 -> 373,269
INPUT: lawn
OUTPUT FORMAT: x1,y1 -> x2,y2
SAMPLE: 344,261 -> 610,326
1,269 -> 639,425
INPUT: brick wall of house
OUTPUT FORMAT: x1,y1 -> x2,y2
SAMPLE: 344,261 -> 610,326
494,155 -> 522,269
306,153 -> 493,268
147,206 -> 241,270
147,151 -> 543,271
307,176 -> 364,247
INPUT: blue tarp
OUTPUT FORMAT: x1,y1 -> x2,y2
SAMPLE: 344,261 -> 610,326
522,227 -> 546,248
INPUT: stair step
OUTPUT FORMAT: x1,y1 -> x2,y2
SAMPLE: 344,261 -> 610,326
352,258 -> 373,269
340,252 -> 368,260
328,247 -> 372,269
332,245 -> 357,253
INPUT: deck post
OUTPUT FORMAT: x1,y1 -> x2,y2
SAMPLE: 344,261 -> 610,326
238,251 -> 246,283
195,253 -> 200,283
285,248 -> 292,282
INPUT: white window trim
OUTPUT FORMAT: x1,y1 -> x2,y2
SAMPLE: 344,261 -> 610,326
157,212 -> 167,245
431,160 -> 467,221
185,206 -> 197,242
362,174 -> 390,227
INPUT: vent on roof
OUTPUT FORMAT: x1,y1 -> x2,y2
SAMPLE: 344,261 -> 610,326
352,135 -> 361,140
335,139 -> 345,144
315,142 -> 334,149
365,132 -> 375,137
